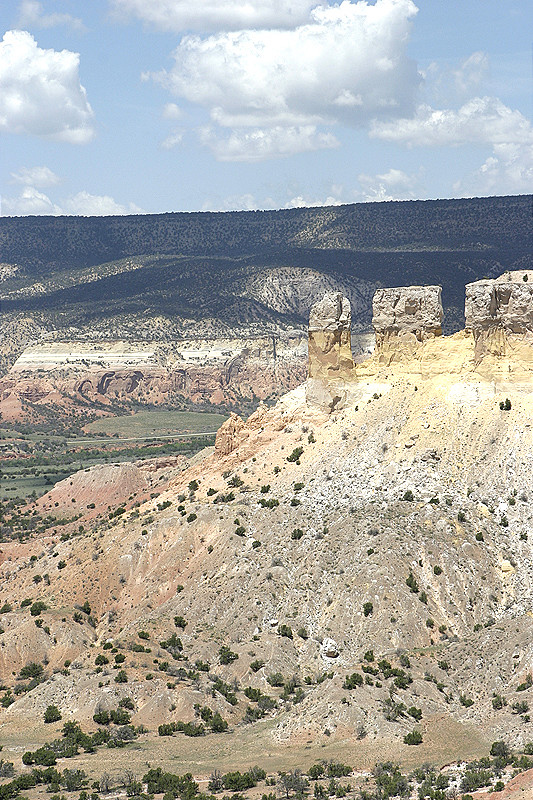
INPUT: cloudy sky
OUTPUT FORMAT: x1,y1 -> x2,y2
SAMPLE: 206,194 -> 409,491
0,0 -> 531,215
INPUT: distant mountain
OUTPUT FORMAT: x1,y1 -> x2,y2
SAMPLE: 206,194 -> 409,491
0,195 -> 530,368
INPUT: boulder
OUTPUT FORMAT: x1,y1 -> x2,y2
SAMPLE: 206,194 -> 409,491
308,292 -> 354,380
321,637 -> 339,658
372,285 -> 443,348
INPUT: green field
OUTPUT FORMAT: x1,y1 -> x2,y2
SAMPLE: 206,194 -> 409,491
0,409 -> 227,504
84,410 -> 228,438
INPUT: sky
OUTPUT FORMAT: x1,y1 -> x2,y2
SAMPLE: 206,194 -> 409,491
0,0 -> 531,216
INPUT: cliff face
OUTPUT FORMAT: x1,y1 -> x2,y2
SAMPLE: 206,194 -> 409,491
372,285 -> 443,347
307,273 -> 533,399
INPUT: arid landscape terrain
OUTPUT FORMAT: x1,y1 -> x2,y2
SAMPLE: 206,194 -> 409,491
1,210 -> 533,797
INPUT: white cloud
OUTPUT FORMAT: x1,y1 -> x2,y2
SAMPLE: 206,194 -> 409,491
161,130 -> 184,150
162,102 -> 182,120
370,96 -> 532,148
2,187 -> 144,217
10,165 -> 60,187
454,142 -> 533,197
1,186 -> 62,216
284,194 -> 344,208
370,95 -> 533,197
202,193 -> 259,212
0,30 -> 94,143
150,0 -> 420,158
452,51 -> 489,99
111,0 -> 317,32
200,125 -> 339,161
63,192 -> 144,215
358,167 -> 419,201
18,0 -> 86,31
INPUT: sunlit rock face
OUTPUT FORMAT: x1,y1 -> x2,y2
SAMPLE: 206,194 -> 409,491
308,292 -> 354,380
372,285 -> 443,350
466,271 -> 533,336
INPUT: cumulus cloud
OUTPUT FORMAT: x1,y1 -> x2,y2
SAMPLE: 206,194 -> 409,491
0,30 -> 94,143
149,0 -> 420,159
370,94 -> 533,197
110,0 -> 316,32
200,125 -> 339,161
370,96 -> 532,148
284,194 -> 344,208
18,0 -> 86,32
201,193 -> 260,212
452,51 -> 489,99
162,102 -> 182,120
1,186 -> 62,216
455,142 -> 533,197
63,192 -> 144,215
10,165 -> 60,187
358,167 -> 420,201
2,183 -> 144,217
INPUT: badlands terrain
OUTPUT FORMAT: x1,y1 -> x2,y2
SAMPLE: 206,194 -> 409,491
1,271 -> 533,798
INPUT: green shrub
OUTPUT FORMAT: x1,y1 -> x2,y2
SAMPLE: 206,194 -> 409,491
278,624 -> 293,639
30,601 -> 47,617
44,705 -> 62,723
406,572 -> 419,593
287,447 -> 304,463
363,602 -> 373,617
343,673 -> 363,689
19,662 -> 44,679
291,528 -> 303,540
403,730 -> 422,745
219,645 -> 238,665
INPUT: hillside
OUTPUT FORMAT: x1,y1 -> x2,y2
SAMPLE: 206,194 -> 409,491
1,275 -> 533,790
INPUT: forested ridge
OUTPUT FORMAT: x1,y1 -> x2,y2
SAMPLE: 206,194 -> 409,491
0,195 -> 530,338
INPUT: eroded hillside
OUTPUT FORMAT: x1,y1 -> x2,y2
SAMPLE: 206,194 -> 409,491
1,272 -> 533,773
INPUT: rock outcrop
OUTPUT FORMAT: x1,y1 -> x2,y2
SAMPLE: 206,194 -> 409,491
372,285 -> 443,349
307,292 -> 354,380
465,271 -> 533,358
214,412 -> 245,457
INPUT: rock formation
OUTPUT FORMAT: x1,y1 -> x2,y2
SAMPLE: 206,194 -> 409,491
307,292 -> 354,380
372,285 -> 443,349
214,412 -> 245,457
465,271 -> 533,359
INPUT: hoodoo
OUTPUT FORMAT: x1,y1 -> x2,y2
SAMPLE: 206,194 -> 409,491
307,272 -> 533,410
465,270 -> 533,359
307,291 -> 354,380
372,285 -> 443,350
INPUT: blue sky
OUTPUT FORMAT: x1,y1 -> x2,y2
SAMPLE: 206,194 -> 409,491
0,0 -> 531,215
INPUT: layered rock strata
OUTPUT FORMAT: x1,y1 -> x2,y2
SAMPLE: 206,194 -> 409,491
307,275 -> 533,410
307,292 -> 354,380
